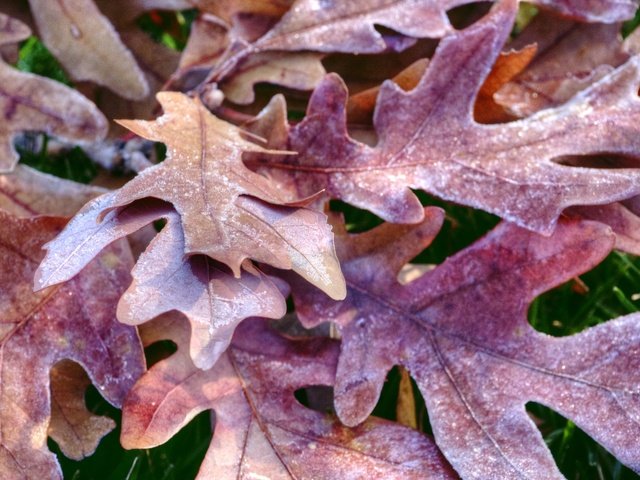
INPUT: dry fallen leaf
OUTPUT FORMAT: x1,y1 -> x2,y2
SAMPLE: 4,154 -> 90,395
28,0 -> 149,100
496,12 -> 632,116
37,92 -> 344,300
0,14 -> 108,172
253,0 -> 640,234
35,92 -> 346,367
121,314 -> 457,479
0,211 -> 144,478
0,165 -> 105,217
289,208 -> 640,478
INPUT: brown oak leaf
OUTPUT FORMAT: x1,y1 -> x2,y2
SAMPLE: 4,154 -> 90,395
0,211 -> 144,478
121,313 -> 457,479
253,0 -> 640,234
32,196 -> 285,370
35,92 -> 344,367
48,360 -> 117,461
496,12 -> 634,117
0,165 -> 105,217
286,207 -> 640,478
0,14 -> 108,172
28,0 -> 149,100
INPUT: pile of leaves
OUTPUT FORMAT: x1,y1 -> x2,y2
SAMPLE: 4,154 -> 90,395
2,0 -> 640,478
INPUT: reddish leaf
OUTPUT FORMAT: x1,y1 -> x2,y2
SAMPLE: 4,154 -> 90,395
0,211 -> 144,478
496,13 -> 632,116
287,207 -> 640,477
35,92 -> 344,366
0,14 -> 108,172
533,0 -> 638,22
346,45 -> 536,126
121,314 -> 457,479
253,0 -> 640,233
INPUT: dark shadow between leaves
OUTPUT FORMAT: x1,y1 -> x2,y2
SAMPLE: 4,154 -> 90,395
552,153 -> 640,170
294,386 -> 335,414
446,2 -> 493,30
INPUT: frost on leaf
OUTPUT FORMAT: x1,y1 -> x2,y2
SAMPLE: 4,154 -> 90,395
36,92 -> 344,367
254,0 -> 640,234
0,14 -> 108,172
288,207 -> 640,478
121,314 -> 457,479
0,211 -> 144,479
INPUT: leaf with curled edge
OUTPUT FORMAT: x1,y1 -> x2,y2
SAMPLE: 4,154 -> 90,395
0,211 -> 144,479
0,165 -> 106,217
0,14 -> 108,172
288,207 -> 640,478
495,12 -> 634,117
34,194 -> 288,369
27,0 -> 149,100
253,0 -> 640,234
121,313 -> 457,479
37,92 -> 344,303
194,0 -> 479,100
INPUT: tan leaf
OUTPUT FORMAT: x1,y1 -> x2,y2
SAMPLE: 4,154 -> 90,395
48,360 -> 116,461
0,165 -> 105,217
223,51 -> 325,104
28,0 -> 149,100
396,366 -> 418,430
0,14 -> 108,172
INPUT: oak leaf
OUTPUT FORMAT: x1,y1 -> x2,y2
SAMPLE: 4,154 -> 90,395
0,14 -> 108,172
187,0 -> 478,104
172,11 -> 327,105
28,0 -> 149,100
0,211 -> 145,478
288,207 -> 640,478
121,314 -> 457,479
0,165 -> 105,217
35,93 -> 344,367
254,0 -> 640,233
496,12 -> 635,116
